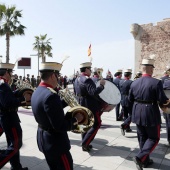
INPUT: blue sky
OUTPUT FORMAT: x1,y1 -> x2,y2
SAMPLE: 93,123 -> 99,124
0,0 -> 170,77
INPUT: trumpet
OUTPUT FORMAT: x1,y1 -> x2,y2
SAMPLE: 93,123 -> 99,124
58,84 -> 94,133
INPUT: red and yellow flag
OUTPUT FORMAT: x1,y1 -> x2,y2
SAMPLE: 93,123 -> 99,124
88,44 -> 91,56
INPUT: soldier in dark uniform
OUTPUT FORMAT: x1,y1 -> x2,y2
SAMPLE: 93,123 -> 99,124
31,62 -> 83,170
74,62 -> 106,152
0,63 -> 31,170
160,70 -> 169,84
26,74 -> 30,84
113,69 -> 122,121
160,69 -> 170,145
129,58 -> 169,170
31,75 -> 36,88
36,75 -> 41,87
119,69 -> 133,135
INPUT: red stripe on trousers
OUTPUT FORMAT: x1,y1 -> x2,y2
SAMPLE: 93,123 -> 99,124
141,125 -> 160,162
86,112 -> 101,145
61,154 -> 70,170
0,128 -> 19,167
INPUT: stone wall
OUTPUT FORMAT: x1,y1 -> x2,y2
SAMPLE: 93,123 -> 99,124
131,18 -> 170,78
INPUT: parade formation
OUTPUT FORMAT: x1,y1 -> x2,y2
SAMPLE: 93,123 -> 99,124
1,3 -> 170,170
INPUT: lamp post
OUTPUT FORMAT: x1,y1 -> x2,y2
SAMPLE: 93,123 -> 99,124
30,41 -> 40,76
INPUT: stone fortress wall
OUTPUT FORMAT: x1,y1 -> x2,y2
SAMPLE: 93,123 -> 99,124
131,18 -> 170,78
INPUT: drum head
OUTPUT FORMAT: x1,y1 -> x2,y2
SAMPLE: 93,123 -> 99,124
96,80 -> 121,105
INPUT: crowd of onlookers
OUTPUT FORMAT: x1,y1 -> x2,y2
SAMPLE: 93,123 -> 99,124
11,74 -> 70,90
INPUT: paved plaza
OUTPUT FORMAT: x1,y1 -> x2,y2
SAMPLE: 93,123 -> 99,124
1,107 -> 170,170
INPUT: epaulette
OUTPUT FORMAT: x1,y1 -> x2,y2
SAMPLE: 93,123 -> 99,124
47,87 -> 57,94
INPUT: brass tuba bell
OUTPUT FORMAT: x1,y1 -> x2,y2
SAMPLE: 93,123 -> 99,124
14,80 -> 35,108
58,85 -> 94,133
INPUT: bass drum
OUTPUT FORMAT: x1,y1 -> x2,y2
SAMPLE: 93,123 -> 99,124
96,80 -> 121,112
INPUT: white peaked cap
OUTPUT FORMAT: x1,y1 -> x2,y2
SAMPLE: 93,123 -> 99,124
116,69 -> 123,73
141,59 -> 155,67
39,62 -> 62,72
124,69 -> 132,73
79,62 -> 92,68
137,71 -> 142,74
0,63 -> 15,70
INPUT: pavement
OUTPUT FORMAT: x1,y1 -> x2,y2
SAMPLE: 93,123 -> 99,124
1,107 -> 170,170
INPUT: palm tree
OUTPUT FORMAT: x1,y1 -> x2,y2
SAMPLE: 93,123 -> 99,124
0,4 -> 26,63
33,34 -> 52,63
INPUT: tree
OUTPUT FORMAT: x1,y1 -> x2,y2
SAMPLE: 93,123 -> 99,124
33,34 -> 52,63
0,4 -> 26,63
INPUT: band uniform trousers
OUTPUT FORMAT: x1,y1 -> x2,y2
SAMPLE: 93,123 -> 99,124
121,106 -> 132,129
81,110 -> 103,146
136,124 -> 160,163
165,114 -> 170,142
115,103 -> 120,120
37,128 -> 73,170
0,119 -> 23,169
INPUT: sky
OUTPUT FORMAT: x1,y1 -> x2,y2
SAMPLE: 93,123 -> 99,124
0,0 -> 170,78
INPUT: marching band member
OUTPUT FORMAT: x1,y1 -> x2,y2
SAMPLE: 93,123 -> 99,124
113,69 -> 123,121
129,58 -> 168,170
74,62 -> 105,152
160,70 -> 169,84
160,69 -> 170,145
134,71 -> 142,80
0,63 -> 30,170
31,62 -> 83,170
119,69 -> 133,135
91,68 -> 100,83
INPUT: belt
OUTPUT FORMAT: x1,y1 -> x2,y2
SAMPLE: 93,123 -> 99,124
134,99 -> 157,104
38,124 -> 60,133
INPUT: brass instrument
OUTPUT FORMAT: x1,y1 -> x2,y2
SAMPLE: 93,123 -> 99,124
134,71 -> 142,80
15,80 -> 35,108
58,85 -> 94,133
96,68 -> 103,79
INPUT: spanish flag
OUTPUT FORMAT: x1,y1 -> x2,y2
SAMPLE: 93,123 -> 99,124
88,44 -> 91,56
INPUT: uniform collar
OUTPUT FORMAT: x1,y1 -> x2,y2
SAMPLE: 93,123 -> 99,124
116,76 -> 121,79
0,76 -> 8,83
39,82 -> 53,88
124,77 -> 130,80
142,74 -> 151,77
81,72 -> 90,77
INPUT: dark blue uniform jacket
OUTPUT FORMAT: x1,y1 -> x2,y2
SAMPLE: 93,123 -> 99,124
160,75 -> 169,84
129,76 -> 168,126
31,86 -> 77,155
113,77 -> 121,90
0,82 -> 24,124
74,75 -> 104,113
119,79 -> 133,107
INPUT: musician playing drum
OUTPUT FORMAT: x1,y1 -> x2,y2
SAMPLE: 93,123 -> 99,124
31,62 -> 83,170
74,62 -> 105,152
129,58 -> 169,170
